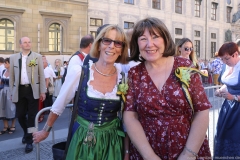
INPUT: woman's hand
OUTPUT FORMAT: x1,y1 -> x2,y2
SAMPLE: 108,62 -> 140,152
219,90 -> 234,100
177,149 -> 196,160
214,89 -> 222,97
32,130 -> 50,143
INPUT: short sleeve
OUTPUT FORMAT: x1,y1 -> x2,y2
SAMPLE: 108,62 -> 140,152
124,67 -> 137,112
189,72 -> 212,112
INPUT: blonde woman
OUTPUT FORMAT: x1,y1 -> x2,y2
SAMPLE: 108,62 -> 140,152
53,59 -> 64,100
175,38 -> 200,69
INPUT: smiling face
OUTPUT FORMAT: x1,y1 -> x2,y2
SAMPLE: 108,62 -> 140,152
98,29 -> 123,64
178,41 -> 193,59
137,28 -> 165,62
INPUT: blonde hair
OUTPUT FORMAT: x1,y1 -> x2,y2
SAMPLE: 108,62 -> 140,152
54,59 -> 63,70
90,24 -> 128,64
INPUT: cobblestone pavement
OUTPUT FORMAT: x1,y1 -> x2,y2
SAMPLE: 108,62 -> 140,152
0,138 -> 66,160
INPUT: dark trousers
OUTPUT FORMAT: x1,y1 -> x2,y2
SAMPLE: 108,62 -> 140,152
44,91 -> 53,108
16,85 -> 39,144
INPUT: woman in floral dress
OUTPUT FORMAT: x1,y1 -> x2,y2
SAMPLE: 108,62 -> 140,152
123,17 -> 211,160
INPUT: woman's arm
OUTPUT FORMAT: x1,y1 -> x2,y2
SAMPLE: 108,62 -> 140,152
178,109 -> 209,160
33,65 -> 82,143
123,111 -> 161,160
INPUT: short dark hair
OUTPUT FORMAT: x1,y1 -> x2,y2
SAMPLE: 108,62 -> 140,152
96,24 -> 110,36
4,57 -> 10,64
80,34 -> 94,48
129,17 -> 175,62
218,42 -> 239,57
0,57 -> 4,63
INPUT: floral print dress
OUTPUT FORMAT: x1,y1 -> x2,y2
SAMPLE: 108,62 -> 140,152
125,57 -> 211,160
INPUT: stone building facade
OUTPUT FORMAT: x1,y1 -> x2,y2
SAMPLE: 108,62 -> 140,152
1,0 -> 240,61
0,0 -> 88,63
88,0 -> 239,60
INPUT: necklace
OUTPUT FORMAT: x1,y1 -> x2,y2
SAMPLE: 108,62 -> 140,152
94,63 -> 117,77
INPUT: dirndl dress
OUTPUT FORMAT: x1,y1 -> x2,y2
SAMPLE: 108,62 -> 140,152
0,77 -> 16,120
214,62 -> 240,158
66,65 -> 125,160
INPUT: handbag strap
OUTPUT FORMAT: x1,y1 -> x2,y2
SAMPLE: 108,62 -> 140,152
64,69 -> 85,158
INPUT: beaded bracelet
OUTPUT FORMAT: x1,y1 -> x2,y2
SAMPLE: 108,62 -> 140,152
184,146 -> 198,157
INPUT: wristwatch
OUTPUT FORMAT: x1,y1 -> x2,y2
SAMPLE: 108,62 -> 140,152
234,95 -> 239,101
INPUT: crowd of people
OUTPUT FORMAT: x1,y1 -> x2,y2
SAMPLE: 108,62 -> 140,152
0,16 -> 239,159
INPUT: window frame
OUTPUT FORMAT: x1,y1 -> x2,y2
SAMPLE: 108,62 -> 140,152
226,7 -> 232,23
194,0 -> 201,17
211,2 -> 217,21
194,30 -> 200,37
124,0 -> 134,5
194,40 -> 200,57
175,28 -> 182,35
211,42 -> 216,57
152,0 -> 161,10
175,0 -> 182,14
0,18 -> 14,51
48,23 -> 61,52
90,18 -> 103,27
124,21 -> 134,29
211,33 -> 216,39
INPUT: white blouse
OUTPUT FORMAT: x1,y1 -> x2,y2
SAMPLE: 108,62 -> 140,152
51,60 -> 122,116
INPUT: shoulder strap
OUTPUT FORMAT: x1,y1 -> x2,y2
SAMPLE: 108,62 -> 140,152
64,69 -> 84,158
77,53 -> 85,61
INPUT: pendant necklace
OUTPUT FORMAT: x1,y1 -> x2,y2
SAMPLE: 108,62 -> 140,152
94,63 -> 116,77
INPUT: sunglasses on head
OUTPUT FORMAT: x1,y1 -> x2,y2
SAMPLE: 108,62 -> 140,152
184,47 -> 193,52
101,37 -> 124,48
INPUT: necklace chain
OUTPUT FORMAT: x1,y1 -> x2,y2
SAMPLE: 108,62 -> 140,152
94,63 -> 116,77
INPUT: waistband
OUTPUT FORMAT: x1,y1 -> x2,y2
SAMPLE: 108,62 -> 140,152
19,84 -> 31,87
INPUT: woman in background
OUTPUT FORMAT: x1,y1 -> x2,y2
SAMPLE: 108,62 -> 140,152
175,38 -> 200,69
53,59 -> 64,101
0,58 -> 16,134
214,42 -> 240,158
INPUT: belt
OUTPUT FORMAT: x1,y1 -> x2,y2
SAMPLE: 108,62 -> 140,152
20,84 -> 30,87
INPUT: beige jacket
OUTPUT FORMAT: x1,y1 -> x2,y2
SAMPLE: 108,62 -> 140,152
9,51 -> 46,103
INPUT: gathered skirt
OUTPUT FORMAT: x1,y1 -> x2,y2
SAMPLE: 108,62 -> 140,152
0,86 -> 16,119
66,116 -> 125,160
214,99 -> 240,159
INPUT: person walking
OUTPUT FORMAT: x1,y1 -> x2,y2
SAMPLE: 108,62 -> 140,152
9,37 -> 46,153
211,52 -> 223,85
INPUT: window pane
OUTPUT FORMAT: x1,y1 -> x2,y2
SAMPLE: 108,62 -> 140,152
0,43 -> 5,50
0,20 -> 5,27
96,19 -> 102,26
0,29 -> 5,36
48,23 -> 61,52
0,37 -> 5,43
6,20 -> 13,27
90,19 -> 96,26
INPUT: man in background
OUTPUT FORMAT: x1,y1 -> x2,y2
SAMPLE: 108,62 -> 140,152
67,34 -> 94,71
211,52 -> 223,85
9,37 -> 46,153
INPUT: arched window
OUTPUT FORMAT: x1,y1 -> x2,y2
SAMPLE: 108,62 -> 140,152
49,23 -> 62,51
0,19 -> 14,51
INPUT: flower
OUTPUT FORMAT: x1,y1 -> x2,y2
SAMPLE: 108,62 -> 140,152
117,83 -> 128,102
28,58 -> 37,67
28,58 -> 37,83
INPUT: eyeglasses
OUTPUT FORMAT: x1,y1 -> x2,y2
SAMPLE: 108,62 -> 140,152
101,38 -> 124,48
184,47 -> 193,52
221,54 -> 234,61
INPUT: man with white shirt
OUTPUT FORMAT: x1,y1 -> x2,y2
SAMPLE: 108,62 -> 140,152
67,34 -> 94,71
9,37 -> 46,153
43,57 -> 56,108
0,57 -> 5,77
